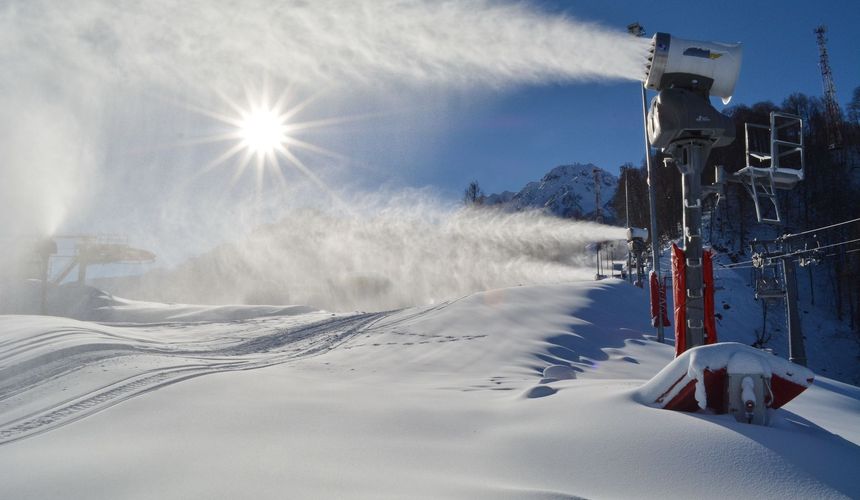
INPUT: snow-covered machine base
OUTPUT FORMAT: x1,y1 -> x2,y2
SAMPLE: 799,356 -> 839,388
637,342 -> 814,422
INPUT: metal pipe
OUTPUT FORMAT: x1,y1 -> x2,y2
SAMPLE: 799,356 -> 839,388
626,172 -> 632,284
782,257 -> 807,366
679,140 -> 709,348
641,85 -> 665,343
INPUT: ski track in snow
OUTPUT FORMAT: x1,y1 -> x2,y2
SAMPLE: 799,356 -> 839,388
2,282 -> 859,499
0,311 -> 392,445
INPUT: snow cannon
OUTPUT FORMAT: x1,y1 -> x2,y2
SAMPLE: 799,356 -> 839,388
627,228 -> 648,286
636,343 -> 814,426
644,32 -> 740,149
644,33 -> 742,353
626,227 -> 648,243
626,228 -> 647,259
644,32 -> 742,104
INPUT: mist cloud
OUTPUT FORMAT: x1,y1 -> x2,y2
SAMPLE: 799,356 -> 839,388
1,0 -> 649,237
1,1 -> 645,308
105,201 -> 627,312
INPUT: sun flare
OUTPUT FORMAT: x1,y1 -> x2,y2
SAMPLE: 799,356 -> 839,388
239,108 -> 286,155
181,83 -> 356,198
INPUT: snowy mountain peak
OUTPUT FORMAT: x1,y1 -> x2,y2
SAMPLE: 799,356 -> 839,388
486,163 -> 618,220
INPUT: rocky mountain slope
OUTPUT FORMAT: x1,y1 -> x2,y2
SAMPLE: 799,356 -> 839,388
485,163 -> 618,220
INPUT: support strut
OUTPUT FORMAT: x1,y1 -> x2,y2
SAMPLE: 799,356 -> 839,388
672,139 -> 713,349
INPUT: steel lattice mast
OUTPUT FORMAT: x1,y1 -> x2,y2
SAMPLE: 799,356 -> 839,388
814,25 -> 844,149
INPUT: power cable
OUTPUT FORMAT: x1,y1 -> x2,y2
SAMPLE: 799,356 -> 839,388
720,258 -> 755,269
788,237 -> 860,257
808,246 -> 860,260
720,263 -> 756,270
779,217 -> 860,241
719,237 -> 860,269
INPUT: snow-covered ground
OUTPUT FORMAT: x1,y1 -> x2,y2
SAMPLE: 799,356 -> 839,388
1,279 -> 858,499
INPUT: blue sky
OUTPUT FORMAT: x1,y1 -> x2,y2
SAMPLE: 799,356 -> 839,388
411,0 -> 860,198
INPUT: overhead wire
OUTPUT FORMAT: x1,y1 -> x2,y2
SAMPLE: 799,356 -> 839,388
789,237 -> 860,257
811,246 -> 860,260
720,258 -> 755,269
673,218 -> 860,270
779,217 -> 860,240
717,237 -> 860,269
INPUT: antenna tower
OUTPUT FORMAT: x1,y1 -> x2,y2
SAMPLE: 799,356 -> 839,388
814,25 -> 843,149
593,167 -> 603,223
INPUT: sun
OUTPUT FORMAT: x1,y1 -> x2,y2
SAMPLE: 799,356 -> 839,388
183,84 -> 353,197
238,108 -> 286,156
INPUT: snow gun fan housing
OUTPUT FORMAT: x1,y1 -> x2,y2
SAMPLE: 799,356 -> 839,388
644,32 -> 742,150
644,32 -> 742,103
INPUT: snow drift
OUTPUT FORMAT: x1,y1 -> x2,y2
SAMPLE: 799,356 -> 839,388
0,280 -> 858,499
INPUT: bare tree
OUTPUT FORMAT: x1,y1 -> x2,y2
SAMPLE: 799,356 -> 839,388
463,180 -> 485,206
847,86 -> 860,125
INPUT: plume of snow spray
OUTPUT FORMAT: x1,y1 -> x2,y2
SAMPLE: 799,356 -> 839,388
112,203 -> 627,312
0,0 -> 649,239
1,1 -> 645,307
5,0 -> 650,91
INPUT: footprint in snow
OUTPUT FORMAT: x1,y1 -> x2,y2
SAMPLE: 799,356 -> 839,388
541,364 -> 577,382
524,385 -> 557,399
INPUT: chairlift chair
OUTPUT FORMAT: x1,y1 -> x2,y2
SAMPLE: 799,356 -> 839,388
750,241 -> 786,302
734,112 -> 804,225
755,275 -> 785,301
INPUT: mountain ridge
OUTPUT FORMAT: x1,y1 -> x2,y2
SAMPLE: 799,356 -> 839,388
484,162 -> 618,220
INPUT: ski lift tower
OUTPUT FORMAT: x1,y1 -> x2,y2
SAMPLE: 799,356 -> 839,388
733,112 -> 807,365
748,238 -> 811,366
51,235 -> 156,286
644,32 -> 742,351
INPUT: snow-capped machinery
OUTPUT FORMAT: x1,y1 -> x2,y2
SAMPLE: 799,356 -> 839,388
638,32 -> 814,426
644,32 -> 741,354
626,227 -> 648,286
641,343 -> 814,426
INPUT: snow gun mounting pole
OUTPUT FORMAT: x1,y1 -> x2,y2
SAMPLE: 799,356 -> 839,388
643,31 -> 741,352
624,169 -> 632,284
674,139 -> 712,347
629,22 -> 664,342
643,87 -> 664,342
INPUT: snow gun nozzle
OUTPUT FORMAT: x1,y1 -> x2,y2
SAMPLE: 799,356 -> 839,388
644,32 -> 742,103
